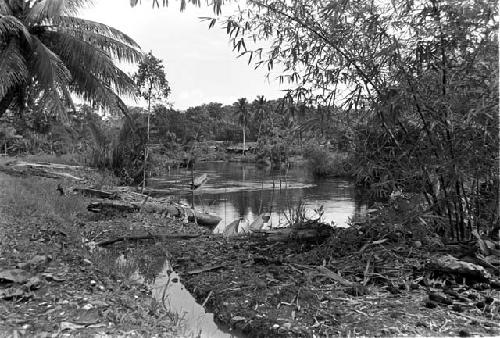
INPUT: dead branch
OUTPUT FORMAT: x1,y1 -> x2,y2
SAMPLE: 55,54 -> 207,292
97,233 -> 201,247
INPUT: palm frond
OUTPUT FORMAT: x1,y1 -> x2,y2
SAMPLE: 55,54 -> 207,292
58,27 -> 142,63
54,16 -> 140,48
87,116 -> 107,148
0,0 -> 12,15
69,65 -> 128,113
69,69 -> 135,129
0,15 -> 31,42
39,30 -> 136,97
27,0 -> 92,22
36,86 -> 70,123
29,36 -> 71,89
0,40 -> 28,100
60,80 -> 76,113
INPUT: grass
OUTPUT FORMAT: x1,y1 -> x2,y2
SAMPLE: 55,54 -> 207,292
22,152 -> 87,166
0,174 -> 88,244
0,172 -> 188,336
0,174 -> 86,222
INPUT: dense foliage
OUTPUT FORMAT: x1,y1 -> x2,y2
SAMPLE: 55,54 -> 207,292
0,0 -> 141,120
208,0 -> 499,239
1,0 -> 497,242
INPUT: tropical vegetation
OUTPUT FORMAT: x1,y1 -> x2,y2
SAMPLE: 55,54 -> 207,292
212,0 -> 499,240
0,0 -> 142,120
1,0 -> 498,242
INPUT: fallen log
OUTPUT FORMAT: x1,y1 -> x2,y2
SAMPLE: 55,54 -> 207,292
73,187 -> 119,199
88,201 -> 138,213
0,165 -> 83,181
7,161 -> 85,170
142,188 -> 185,197
87,200 -> 221,227
97,233 -> 201,247
252,223 -> 333,242
426,254 -> 492,280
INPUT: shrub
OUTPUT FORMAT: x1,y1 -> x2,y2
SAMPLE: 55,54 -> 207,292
303,144 -> 353,177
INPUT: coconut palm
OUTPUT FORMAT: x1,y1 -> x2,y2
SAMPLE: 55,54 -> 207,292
0,0 -> 142,119
253,95 -> 266,141
234,97 -> 249,156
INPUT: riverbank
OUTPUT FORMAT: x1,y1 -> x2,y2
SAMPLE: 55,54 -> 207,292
167,218 -> 500,337
0,167 -> 196,336
1,159 -> 499,337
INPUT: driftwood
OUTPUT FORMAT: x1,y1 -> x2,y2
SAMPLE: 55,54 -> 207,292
426,254 -> 492,280
187,264 -> 225,275
87,200 -> 221,227
252,223 -> 333,242
0,162 -> 83,181
97,233 -> 201,247
73,187 -> 119,199
88,201 -> 139,213
8,161 -> 84,170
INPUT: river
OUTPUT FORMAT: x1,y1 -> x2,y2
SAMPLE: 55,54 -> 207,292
110,161 -> 368,337
148,161 -> 368,232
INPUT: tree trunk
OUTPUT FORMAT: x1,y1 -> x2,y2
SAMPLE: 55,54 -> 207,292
87,200 -> 221,227
143,89 -> 152,193
0,86 -> 16,119
242,126 -> 246,156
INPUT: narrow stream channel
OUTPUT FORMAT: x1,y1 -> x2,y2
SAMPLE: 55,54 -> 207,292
112,250 -> 240,337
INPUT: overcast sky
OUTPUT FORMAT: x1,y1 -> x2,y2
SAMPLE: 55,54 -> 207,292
78,0 -> 288,110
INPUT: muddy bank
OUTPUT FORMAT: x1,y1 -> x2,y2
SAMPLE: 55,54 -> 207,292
165,223 -> 500,337
1,160 -> 499,337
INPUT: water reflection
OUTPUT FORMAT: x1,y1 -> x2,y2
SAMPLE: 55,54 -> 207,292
148,162 -> 368,231
110,249 -> 237,338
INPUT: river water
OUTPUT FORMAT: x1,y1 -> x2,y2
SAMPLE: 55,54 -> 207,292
148,161 -> 368,231
111,250 -> 238,337
107,161 -> 368,337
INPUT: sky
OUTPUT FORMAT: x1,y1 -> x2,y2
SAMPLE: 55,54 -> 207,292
78,0 -> 289,110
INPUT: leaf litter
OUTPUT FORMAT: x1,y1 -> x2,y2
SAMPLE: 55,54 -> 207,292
1,168 -> 499,337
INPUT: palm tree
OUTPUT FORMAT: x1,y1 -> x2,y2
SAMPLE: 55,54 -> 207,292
0,0 -> 142,119
253,95 -> 266,141
234,97 -> 249,156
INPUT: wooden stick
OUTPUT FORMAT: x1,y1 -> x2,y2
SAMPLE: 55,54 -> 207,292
187,264 -> 226,275
315,266 -> 353,287
97,233 -> 200,247
201,290 -> 213,307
